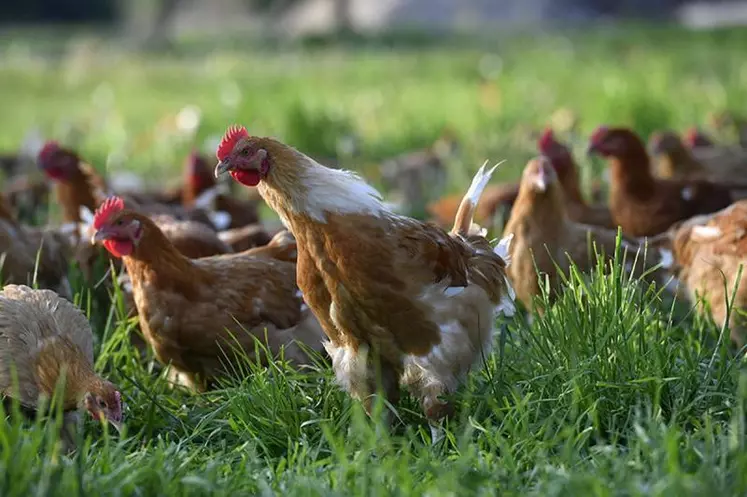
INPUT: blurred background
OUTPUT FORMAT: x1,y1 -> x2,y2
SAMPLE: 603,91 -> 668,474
1,0 -> 747,219
3,0 -> 746,36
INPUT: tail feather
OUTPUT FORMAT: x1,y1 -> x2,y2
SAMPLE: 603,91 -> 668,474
451,160 -> 504,236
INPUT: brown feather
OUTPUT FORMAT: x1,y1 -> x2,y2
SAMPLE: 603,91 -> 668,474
99,210 -> 324,391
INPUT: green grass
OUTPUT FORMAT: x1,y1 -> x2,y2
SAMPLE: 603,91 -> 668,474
1,25 -> 747,496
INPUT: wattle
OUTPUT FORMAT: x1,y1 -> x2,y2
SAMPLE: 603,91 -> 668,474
103,239 -> 134,258
231,169 -> 261,187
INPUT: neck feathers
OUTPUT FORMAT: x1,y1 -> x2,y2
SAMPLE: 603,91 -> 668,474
260,151 -> 387,224
123,214 -> 203,289
35,337 -> 98,409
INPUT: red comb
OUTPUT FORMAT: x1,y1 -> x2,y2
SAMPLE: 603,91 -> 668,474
590,126 -> 609,145
216,125 -> 249,161
537,128 -> 556,152
38,141 -> 60,165
93,196 -> 125,229
684,127 -> 711,148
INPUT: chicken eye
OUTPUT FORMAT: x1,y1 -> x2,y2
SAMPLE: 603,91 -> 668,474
98,398 -> 107,409
115,219 -> 125,226
240,148 -> 249,156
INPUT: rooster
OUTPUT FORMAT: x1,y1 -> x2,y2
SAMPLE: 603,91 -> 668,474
214,125 -> 515,437
90,196 -> 326,392
0,285 -> 122,449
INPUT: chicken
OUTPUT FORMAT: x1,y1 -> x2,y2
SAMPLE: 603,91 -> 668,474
648,130 -> 707,180
3,173 -> 49,224
648,130 -> 747,185
0,195 -> 72,298
217,223 -> 275,252
0,285 -> 122,448
537,128 -> 616,229
148,214 -> 232,259
588,126 -> 734,237
38,141 -> 221,230
180,151 -> 217,207
37,141 -> 106,225
242,229 -> 298,263
658,201 -> 747,348
214,125 -> 515,435
683,127 -> 715,149
503,157 -> 655,310
90,196 -> 326,392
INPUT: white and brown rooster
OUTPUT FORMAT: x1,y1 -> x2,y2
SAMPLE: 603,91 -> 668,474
214,125 -> 515,440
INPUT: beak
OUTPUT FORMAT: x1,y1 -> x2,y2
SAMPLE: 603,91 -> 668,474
91,230 -> 108,245
108,418 -> 123,434
214,159 -> 232,178
533,169 -> 547,192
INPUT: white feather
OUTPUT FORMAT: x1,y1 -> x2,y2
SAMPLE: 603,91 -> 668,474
79,206 -> 95,226
659,248 -> 674,269
464,160 -> 504,208
494,233 -> 513,266
208,211 -> 232,231
193,183 -> 230,211
691,225 -> 722,240
290,156 -> 387,222
495,290 -> 516,318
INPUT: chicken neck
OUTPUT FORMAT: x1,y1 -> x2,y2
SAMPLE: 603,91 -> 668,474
257,148 -> 387,227
511,187 -> 569,238
56,165 -> 103,224
120,215 -> 207,292
34,337 -> 101,410
608,149 -> 657,200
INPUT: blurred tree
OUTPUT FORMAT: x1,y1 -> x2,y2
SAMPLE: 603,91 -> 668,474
0,0 -> 117,23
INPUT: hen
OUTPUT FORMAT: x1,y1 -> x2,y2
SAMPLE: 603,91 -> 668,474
214,125 -> 515,436
537,128 -> 616,229
659,201 -> 747,348
503,157 -> 655,311
91,196 -> 325,392
648,130 -> 747,186
683,127 -> 715,149
217,223 -> 275,252
38,141 -> 221,230
588,126 -> 734,237
0,285 -> 122,448
0,194 -> 72,298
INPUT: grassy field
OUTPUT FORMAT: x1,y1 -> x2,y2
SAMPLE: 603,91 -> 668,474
1,25 -> 747,496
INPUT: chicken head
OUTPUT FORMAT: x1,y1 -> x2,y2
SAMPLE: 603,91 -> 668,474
587,126 -> 640,158
37,141 -> 80,180
91,196 -> 143,257
83,383 -> 123,432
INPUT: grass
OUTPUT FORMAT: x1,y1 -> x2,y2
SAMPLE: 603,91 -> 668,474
1,24 -> 747,495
